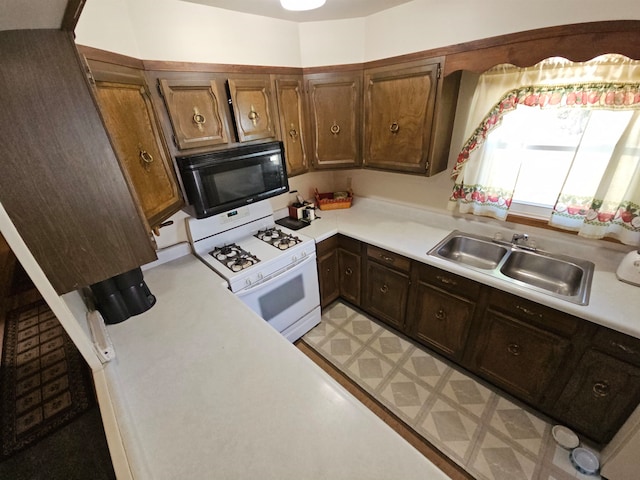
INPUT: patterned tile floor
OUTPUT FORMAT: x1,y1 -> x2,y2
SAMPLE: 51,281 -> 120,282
303,301 -> 602,480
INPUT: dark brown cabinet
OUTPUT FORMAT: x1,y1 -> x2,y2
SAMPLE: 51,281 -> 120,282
0,30 -> 156,294
337,235 -> 362,307
316,236 -> 340,308
363,245 -> 411,330
407,264 -> 480,362
305,71 -> 362,169
157,77 -> 231,150
274,75 -> 309,176
554,349 -> 640,443
89,62 -> 184,230
227,75 -> 277,143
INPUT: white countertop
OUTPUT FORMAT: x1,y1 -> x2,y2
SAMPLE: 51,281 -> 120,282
292,197 -> 640,340
103,196 -> 640,480
104,253 -> 449,480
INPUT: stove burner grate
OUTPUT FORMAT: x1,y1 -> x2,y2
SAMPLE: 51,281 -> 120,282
210,244 -> 260,271
255,228 -> 301,250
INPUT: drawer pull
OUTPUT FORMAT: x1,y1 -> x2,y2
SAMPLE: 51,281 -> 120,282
515,305 -> 543,319
592,381 -> 610,398
379,254 -> 395,263
611,341 -> 638,355
507,343 -> 521,356
380,284 -> 389,294
345,267 -> 353,276
436,275 -> 457,286
435,308 -> 446,320
330,122 -> 341,135
389,121 -> 400,134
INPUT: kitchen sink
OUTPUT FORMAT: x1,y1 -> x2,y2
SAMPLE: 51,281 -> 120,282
428,230 -> 594,305
433,233 -> 509,270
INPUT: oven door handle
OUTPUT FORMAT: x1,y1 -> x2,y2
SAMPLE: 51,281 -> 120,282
235,253 -> 316,297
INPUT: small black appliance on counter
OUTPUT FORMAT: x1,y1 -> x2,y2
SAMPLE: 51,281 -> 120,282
90,267 -> 156,324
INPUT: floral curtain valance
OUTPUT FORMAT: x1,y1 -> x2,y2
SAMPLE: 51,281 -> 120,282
451,82 -> 640,181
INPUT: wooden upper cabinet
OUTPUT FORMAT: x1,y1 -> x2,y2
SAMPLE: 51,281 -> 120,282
363,61 -> 439,174
0,31 -> 157,294
274,75 -> 309,176
89,62 -> 183,229
158,78 -> 230,150
227,76 -> 277,142
305,71 -> 362,169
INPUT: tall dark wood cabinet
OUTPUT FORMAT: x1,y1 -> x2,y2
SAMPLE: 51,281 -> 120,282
0,30 -> 156,294
305,71 -> 362,169
274,75 -> 310,176
88,62 -> 184,231
317,236 -> 340,308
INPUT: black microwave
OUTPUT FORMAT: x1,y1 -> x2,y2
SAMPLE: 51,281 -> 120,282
176,141 -> 289,218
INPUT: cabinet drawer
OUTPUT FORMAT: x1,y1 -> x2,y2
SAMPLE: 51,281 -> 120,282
416,263 -> 481,300
593,328 -> 640,366
489,289 -> 580,337
366,245 -> 411,272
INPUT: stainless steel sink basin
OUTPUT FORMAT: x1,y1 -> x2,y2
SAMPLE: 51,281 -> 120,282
433,233 -> 508,270
500,250 -> 590,297
428,230 -> 594,305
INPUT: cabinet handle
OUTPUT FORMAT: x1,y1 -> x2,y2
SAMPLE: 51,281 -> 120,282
507,343 -> 521,356
192,107 -> 206,130
435,308 -> 446,320
380,284 -> 389,294
592,381 -> 610,398
436,275 -> 457,286
345,267 -> 353,276
610,341 -> 638,356
379,254 -> 395,263
515,305 -> 543,319
389,121 -> 399,134
330,122 -> 341,135
138,145 -> 154,171
248,104 -> 259,126
288,123 -> 298,141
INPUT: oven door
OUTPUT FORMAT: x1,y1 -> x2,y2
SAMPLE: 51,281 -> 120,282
235,253 -> 320,336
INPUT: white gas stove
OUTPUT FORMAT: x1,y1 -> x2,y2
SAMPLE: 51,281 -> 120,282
186,201 -> 320,341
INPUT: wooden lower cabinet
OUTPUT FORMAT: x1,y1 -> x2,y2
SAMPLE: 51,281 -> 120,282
364,259 -> 410,330
338,238 -> 361,307
470,310 -> 572,405
316,236 -> 339,308
554,349 -> 640,443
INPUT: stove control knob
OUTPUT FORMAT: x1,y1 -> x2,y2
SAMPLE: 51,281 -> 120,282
245,279 -> 252,286
301,251 -> 307,258
257,273 -> 263,280
292,255 -> 298,262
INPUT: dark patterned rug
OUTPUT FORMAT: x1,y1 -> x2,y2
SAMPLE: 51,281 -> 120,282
0,300 -> 95,459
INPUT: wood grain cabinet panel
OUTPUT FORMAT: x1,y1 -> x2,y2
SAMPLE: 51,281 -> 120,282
471,310 -> 572,405
0,31 -> 156,294
92,74 -> 183,229
305,72 -> 362,169
274,76 -> 309,176
157,78 -> 230,150
338,236 -> 362,307
364,260 -> 410,331
316,236 -> 340,309
363,61 -> 438,174
554,349 -> 640,444
227,76 -> 277,142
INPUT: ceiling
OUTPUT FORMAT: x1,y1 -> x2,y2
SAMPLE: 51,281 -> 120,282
181,0 -> 414,22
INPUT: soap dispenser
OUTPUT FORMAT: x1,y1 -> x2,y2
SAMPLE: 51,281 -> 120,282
616,249 -> 640,287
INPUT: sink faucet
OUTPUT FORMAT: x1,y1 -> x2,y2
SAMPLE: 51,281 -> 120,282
511,233 -> 529,244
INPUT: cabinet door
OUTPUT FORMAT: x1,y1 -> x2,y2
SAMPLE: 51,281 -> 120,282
0,30 -> 156,294
555,349 -> 640,444
306,72 -> 362,169
93,78 -> 183,229
317,237 -> 339,309
274,76 -> 309,176
410,283 -> 474,361
338,248 -> 361,306
472,310 -> 571,404
363,62 -> 438,174
227,76 -> 276,142
158,78 -> 230,150
364,261 -> 409,330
